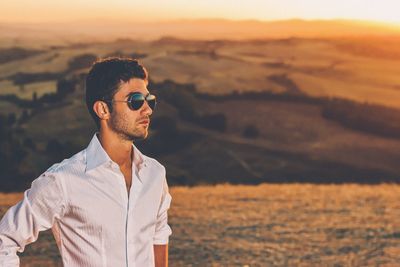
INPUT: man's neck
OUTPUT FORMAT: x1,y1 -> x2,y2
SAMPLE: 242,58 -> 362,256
97,130 -> 133,169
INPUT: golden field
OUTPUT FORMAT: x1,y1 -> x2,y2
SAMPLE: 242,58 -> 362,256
1,184 -> 399,266
2,37 -> 400,108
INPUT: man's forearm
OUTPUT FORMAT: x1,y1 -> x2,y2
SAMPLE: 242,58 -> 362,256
154,244 -> 168,267
0,240 -> 20,267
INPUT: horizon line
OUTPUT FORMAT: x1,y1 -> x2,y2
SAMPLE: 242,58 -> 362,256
1,17 -> 399,27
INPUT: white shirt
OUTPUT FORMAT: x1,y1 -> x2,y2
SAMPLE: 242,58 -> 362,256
0,134 -> 172,267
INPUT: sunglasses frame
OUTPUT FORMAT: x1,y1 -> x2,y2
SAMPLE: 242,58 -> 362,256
103,92 -> 157,111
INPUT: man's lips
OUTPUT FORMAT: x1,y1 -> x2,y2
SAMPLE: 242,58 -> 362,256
137,119 -> 150,125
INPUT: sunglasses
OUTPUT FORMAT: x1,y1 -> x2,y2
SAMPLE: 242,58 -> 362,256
105,92 -> 157,111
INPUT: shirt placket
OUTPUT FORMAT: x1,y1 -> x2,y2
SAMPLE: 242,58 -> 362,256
108,161 -> 132,267
126,164 -> 144,267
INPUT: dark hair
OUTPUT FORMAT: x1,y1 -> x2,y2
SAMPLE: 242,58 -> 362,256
85,57 -> 148,128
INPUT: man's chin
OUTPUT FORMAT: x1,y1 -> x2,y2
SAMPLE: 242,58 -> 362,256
128,130 -> 148,141
139,132 -> 149,140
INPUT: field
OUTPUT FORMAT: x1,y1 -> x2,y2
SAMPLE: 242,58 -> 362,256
1,184 -> 399,266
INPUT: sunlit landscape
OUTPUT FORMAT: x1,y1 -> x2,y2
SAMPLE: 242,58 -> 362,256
1,0 -> 400,266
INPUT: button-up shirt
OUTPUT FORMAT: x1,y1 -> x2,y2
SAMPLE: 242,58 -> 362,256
0,134 -> 172,266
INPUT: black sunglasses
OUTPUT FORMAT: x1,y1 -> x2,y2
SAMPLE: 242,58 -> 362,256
104,92 -> 156,111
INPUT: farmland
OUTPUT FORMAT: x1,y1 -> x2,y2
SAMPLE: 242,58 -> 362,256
1,183 -> 398,266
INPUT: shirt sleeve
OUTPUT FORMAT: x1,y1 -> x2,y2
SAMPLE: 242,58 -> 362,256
153,168 -> 172,245
0,172 -> 66,266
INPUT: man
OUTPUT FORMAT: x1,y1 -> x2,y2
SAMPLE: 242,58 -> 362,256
0,58 -> 172,266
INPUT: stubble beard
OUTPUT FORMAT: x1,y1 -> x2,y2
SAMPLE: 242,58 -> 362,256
109,113 -> 148,142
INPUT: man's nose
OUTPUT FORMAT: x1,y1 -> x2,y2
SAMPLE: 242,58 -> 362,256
141,101 -> 153,116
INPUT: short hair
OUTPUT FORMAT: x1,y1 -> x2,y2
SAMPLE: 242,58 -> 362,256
85,57 -> 148,128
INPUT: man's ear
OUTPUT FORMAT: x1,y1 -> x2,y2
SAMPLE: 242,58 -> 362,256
93,101 -> 110,120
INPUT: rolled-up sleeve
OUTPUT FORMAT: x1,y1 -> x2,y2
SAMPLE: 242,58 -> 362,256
0,172 -> 66,266
153,170 -> 172,245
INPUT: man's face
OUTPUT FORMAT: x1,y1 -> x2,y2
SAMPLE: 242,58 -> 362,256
107,78 -> 153,141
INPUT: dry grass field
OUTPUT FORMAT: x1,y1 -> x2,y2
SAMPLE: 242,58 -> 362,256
1,184 -> 399,266
2,37 -> 400,108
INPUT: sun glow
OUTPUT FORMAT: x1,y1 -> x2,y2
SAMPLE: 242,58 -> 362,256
1,0 -> 400,25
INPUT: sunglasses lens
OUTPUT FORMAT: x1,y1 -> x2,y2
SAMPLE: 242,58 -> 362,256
146,94 -> 156,110
147,99 -> 156,110
128,93 -> 145,110
129,100 -> 144,110
128,93 -> 156,110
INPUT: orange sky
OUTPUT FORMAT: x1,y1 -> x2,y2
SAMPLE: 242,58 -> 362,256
1,0 -> 400,25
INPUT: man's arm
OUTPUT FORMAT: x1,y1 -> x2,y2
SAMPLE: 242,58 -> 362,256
154,244 -> 168,267
0,173 -> 65,266
153,168 -> 172,267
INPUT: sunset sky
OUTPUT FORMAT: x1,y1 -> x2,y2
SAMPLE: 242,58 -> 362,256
2,0 -> 400,24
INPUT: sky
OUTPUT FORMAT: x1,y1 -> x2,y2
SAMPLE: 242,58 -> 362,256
1,0 -> 400,24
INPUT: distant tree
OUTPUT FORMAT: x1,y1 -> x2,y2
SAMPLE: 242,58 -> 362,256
32,91 -> 38,102
322,99 -> 400,139
130,52 -> 148,59
31,91 -> 40,108
10,72 -> 61,86
39,92 -> 62,103
243,124 -> 259,138
0,47 -> 43,64
67,54 -> 97,72
56,78 -> 76,96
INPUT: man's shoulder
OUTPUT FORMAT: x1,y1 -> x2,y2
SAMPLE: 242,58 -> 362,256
27,150 -> 85,197
44,149 -> 86,176
143,154 -> 165,173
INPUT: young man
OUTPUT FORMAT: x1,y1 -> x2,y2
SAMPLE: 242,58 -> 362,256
0,58 -> 172,266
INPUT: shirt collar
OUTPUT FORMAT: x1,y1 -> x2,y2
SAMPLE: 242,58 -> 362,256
132,142 -> 145,170
85,133 -> 147,174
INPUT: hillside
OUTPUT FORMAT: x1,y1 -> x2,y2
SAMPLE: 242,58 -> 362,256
1,37 -> 400,190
